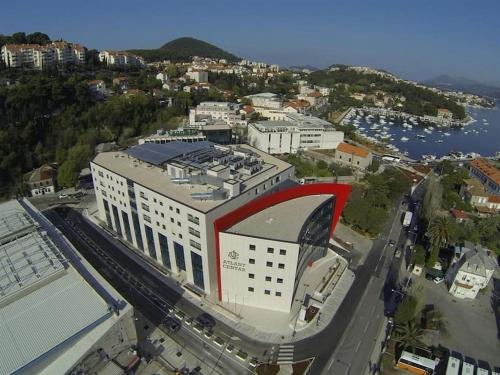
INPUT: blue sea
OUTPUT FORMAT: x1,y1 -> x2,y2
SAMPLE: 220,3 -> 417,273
346,102 -> 500,160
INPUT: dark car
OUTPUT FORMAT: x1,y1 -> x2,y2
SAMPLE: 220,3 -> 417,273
163,317 -> 181,333
196,313 -> 216,329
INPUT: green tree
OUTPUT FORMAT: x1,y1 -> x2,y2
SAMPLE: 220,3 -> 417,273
394,320 -> 425,351
366,159 -> 380,173
394,295 -> 418,325
428,216 -> 453,251
411,245 -> 426,266
57,159 -> 78,188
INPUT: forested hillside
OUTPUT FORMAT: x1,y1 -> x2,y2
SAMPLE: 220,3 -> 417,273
309,68 -> 466,119
0,71 -> 193,198
129,37 -> 239,62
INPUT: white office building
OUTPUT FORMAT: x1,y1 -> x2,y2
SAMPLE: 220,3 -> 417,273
1,42 -> 86,69
91,141 -> 345,313
98,50 -> 145,67
248,113 -> 344,154
245,93 -> 283,109
0,199 -> 137,374
189,101 -> 246,127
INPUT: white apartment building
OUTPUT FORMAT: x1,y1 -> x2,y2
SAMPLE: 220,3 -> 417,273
186,70 -> 209,83
189,101 -> 246,127
91,141 -> 343,313
245,93 -> 283,109
1,42 -> 86,69
446,242 -> 497,299
248,113 -> 344,154
99,51 -> 145,67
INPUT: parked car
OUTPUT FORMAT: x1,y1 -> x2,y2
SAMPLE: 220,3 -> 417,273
162,317 -> 181,333
433,277 -> 444,284
58,193 -> 69,199
388,239 -> 396,247
196,313 -> 216,329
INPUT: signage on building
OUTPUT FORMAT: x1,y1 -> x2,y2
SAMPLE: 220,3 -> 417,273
223,251 -> 246,272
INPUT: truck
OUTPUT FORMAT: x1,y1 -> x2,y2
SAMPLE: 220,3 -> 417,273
402,211 -> 413,227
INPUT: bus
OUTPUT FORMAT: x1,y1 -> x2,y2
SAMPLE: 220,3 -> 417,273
397,351 -> 437,375
445,356 -> 461,375
382,154 -> 401,163
461,362 -> 474,375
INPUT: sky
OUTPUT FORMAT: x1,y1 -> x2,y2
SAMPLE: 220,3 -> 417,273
3,0 -> 500,83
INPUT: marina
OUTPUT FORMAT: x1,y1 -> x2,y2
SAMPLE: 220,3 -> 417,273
340,103 -> 500,160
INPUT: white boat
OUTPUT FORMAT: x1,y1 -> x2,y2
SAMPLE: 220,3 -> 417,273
428,126 -> 435,130
424,128 -> 432,134
400,136 -> 409,142
370,124 -> 380,130
444,132 -> 451,136
416,134 -> 426,139
436,140 -> 443,143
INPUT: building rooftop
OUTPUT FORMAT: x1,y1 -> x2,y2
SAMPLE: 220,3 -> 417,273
336,143 -> 370,158
463,178 -> 489,197
0,200 -> 115,375
469,158 -> 500,186
93,143 -> 292,213
225,195 -> 332,243
456,242 -> 497,278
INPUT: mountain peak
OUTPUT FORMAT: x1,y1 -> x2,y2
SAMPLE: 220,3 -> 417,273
129,37 -> 239,62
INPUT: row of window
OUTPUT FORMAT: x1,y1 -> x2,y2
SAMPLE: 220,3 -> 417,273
248,244 -> 287,255
248,274 -> 283,283
247,287 -> 282,296
248,258 -> 285,269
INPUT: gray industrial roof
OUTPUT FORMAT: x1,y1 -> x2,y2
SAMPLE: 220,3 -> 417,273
0,200 -> 113,375
225,195 -> 332,243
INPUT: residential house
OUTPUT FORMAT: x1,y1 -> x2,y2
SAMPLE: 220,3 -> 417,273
186,70 -> 208,83
27,164 -> 57,196
437,108 -> 453,120
446,242 -> 496,299
99,51 -> 144,67
112,76 -> 130,91
87,80 -> 106,96
334,143 -> 372,170
468,158 -> 500,195
449,208 -> 469,223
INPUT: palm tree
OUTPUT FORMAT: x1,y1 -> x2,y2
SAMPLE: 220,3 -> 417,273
427,215 -> 453,250
394,320 -> 425,351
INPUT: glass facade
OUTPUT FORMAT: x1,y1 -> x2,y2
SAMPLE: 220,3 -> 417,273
174,242 -> 186,271
191,251 -> 205,290
111,204 -> 122,237
158,233 -> 171,269
121,211 -> 132,242
127,179 -> 144,251
144,225 -> 157,260
295,197 -> 334,291
102,199 -> 112,228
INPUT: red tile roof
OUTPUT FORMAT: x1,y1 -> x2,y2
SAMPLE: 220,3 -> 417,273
336,143 -> 370,158
450,209 -> 468,220
469,159 -> 500,185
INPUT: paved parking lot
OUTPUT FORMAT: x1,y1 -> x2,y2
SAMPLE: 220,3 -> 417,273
420,275 -> 500,368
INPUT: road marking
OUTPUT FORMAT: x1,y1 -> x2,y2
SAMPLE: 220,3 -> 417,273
363,321 -> 370,333
355,340 -> 362,353
277,344 -> 294,364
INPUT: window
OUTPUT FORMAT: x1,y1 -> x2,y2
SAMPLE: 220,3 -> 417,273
144,225 -> 157,260
264,290 -> 270,295
275,292 -> 282,297
143,214 -> 151,223
280,249 -> 287,255
277,278 -> 283,284
141,203 -> 150,212
153,198 -> 157,203
140,191 -> 148,200
189,227 -> 200,238
249,258 -> 255,264
156,221 -> 160,227
267,247 -> 274,254
171,218 -> 174,223
248,287 -> 254,292
190,239 -> 201,250
160,201 -> 164,206
162,224 -> 166,230
278,263 -> 285,269
248,273 -> 255,279
155,210 -> 158,215
191,251 -> 205,290
176,208 -> 180,214
266,261 -> 273,267
174,242 -> 186,271
98,171 -> 104,177
169,206 -> 173,211
265,276 -> 272,282
249,244 -> 256,251
179,233 -> 183,239
121,211 -> 132,242
161,213 -> 165,218
111,205 -> 122,237
188,214 -> 200,225
177,221 -> 181,227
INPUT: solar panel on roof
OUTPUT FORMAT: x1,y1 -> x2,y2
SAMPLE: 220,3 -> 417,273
124,141 -> 213,165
